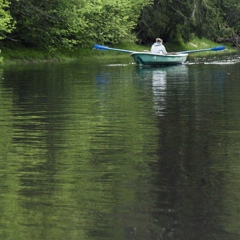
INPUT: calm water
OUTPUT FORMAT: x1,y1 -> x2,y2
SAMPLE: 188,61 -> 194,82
0,54 -> 240,240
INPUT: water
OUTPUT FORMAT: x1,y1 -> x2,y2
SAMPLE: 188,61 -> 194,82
0,54 -> 240,240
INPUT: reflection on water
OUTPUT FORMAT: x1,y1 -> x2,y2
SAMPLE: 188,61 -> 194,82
136,65 -> 189,116
0,60 -> 240,240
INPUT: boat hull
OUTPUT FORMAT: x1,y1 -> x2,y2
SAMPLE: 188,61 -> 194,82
131,52 -> 188,66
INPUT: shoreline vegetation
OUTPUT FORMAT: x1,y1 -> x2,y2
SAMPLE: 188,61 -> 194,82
1,0 -> 239,66
0,38 -> 237,65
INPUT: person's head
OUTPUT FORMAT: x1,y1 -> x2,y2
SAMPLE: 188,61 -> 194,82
156,38 -> 163,43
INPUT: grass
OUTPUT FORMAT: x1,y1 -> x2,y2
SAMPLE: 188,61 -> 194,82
0,44 -> 129,64
0,37 -> 237,64
175,37 -> 236,56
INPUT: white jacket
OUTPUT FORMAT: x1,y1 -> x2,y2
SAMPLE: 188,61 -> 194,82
151,42 -> 167,54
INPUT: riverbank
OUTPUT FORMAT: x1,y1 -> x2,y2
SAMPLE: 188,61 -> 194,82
0,38 -> 237,65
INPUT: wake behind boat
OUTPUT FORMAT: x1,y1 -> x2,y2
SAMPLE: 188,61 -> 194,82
130,52 -> 188,66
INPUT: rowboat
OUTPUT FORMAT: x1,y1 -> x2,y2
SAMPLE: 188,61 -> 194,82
130,52 -> 188,66
93,44 -> 225,66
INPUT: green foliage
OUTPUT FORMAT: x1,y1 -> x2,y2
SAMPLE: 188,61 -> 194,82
1,0 -> 240,51
220,0 -> 240,36
6,0 -> 152,50
0,0 -> 15,62
0,0 -> 15,38
136,0 -> 240,44
0,50 -> 2,63
79,1 -> 133,45
8,0 -> 77,49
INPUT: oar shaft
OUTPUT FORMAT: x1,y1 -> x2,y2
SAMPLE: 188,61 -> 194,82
178,46 -> 225,54
107,47 -> 134,53
94,44 -> 135,53
179,48 -> 211,54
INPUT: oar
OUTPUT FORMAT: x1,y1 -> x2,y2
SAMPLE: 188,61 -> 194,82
177,46 -> 225,54
93,44 -> 136,53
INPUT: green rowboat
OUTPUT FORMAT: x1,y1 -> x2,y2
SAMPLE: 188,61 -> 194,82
130,52 -> 188,66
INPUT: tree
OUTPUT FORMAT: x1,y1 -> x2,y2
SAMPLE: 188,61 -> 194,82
136,0 -> 198,44
219,0 -> 240,46
0,0 -> 15,62
4,0 -> 240,49
135,0 -> 226,44
76,0 -> 152,46
8,0 -> 77,49
7,0 -> 152,50
0,0 -> 15,40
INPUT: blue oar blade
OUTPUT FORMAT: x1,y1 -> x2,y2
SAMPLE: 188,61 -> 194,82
94,44 -> 110,50
211,46 -> 225,51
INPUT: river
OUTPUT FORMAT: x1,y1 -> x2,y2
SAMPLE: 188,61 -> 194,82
0,54 -> 240,240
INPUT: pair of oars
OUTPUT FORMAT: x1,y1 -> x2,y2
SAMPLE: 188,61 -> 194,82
93,44 -> 225,54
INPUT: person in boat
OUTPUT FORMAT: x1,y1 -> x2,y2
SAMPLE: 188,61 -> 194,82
151,38 -> 167,55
